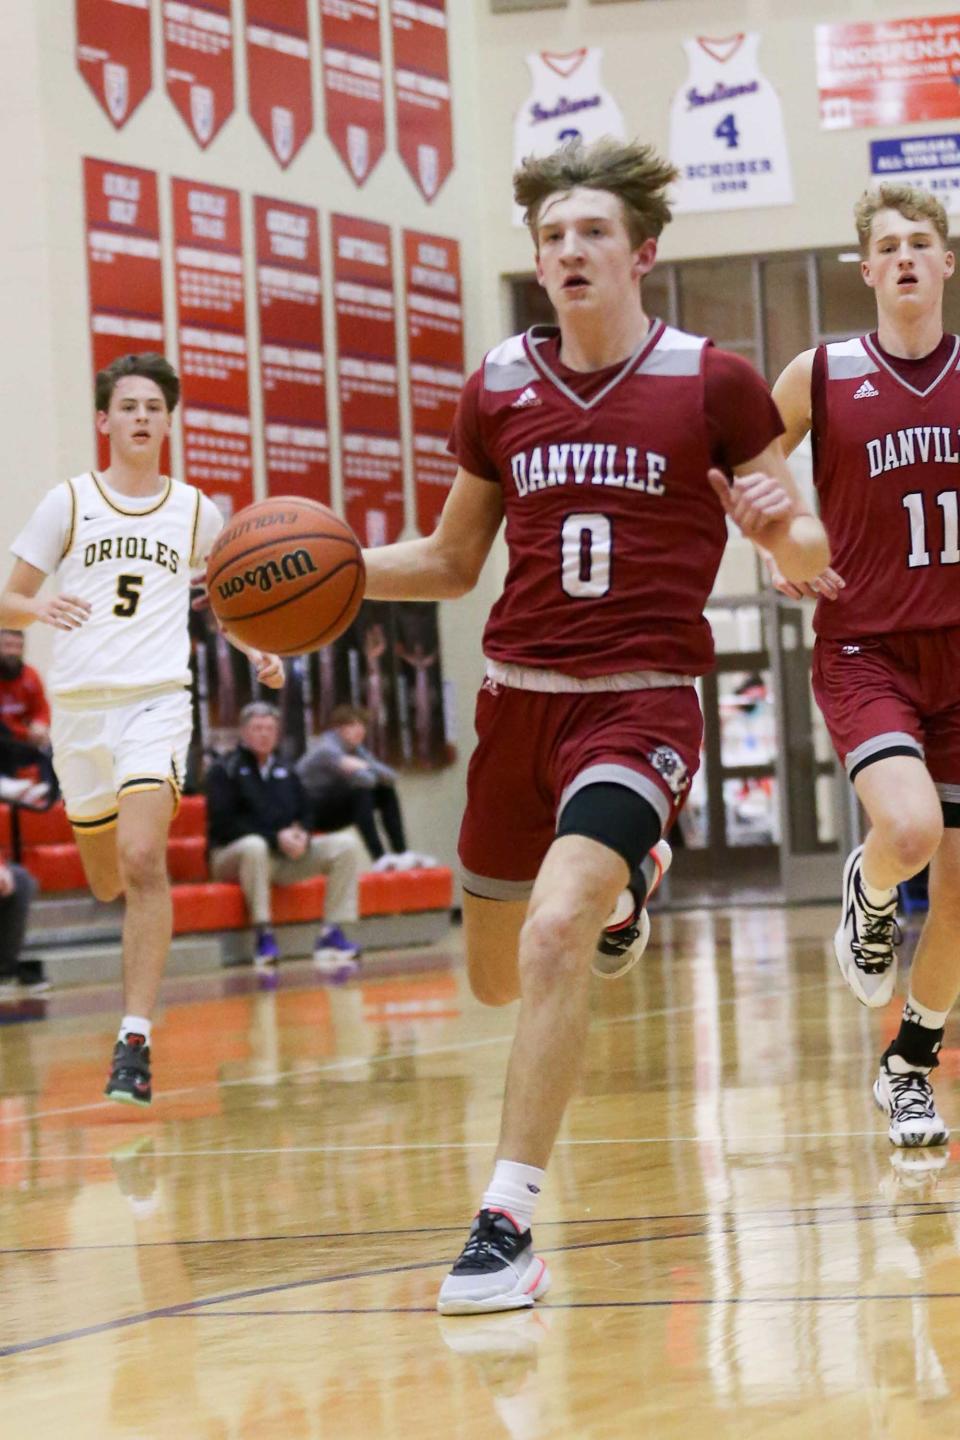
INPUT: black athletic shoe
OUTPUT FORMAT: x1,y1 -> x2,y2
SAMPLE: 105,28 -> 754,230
105,1035 -> 152,1107
16,960 -> 51,993
437,1208 -> 551,1314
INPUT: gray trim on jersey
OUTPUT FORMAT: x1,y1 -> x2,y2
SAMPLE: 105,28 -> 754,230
936,782 -> 960,802
635,325 -> 707,377
525,320 -> 666,411
483,334 -> 538,393
559,763 -> 671,829
863,331 -> 960,399
825,339 -> 880,381
460,866 -> 535,902
845,730 -> 924,776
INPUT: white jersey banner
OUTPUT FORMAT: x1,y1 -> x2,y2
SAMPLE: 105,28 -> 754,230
669,33 -> 793,213
513,48 -> 625,225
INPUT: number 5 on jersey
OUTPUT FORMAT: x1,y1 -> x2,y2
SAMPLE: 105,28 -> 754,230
114,573 -> 144,617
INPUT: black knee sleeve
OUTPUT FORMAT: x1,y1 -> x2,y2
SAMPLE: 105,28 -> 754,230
556,783 -> 662,873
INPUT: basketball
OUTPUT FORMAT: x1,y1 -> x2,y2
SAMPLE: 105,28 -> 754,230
205,497 -> 365,656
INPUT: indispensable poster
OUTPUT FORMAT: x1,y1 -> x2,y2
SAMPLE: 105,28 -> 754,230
818,14 -> 960,130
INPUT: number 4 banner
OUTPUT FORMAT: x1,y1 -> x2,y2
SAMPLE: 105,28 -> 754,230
668,33 -> 793,213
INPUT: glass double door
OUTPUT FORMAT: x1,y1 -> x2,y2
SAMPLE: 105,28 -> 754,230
670,593 -> 845,903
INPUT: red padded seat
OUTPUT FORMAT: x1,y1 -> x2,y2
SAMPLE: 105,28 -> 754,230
22,843 -> 87,891
172,883 -> 247,933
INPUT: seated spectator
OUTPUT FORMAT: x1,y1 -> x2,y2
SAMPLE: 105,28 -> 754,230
206,702 -> 364,977
297,705 -> 434,871
0,628 -> 55,806
0,861 -> 47,994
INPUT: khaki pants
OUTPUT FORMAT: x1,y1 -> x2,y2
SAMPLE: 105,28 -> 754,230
209,831 -> 362,927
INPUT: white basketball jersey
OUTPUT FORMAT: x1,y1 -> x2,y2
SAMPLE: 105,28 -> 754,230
513,49 -> 626,225
669,33 -> 793,213
45,473 -> 207,699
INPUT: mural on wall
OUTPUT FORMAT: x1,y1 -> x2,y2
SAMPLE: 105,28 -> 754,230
871,133 -> 960,214
254,196 -> 331,504
163,0 -> 235,148
172,178 -> 253,514
332,214 -> 404,548
391,0 -> 454,201
669,34 -> 793,213
512,49 -> 625,223
76,0 -> 153,128
403,231 -> 464,536
83,158 -> 166,467
818,15 -> 960,130
319,0 -> 387,187
244,0 -> 313,168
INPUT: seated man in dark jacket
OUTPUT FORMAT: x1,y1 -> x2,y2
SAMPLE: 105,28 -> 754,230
206,702 -> 364,976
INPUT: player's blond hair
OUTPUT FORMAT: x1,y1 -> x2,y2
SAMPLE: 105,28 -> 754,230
514,137 -> 678,249
854,183 -> 950,254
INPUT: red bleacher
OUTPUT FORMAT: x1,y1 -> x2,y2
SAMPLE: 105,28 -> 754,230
7,795 -> 453,934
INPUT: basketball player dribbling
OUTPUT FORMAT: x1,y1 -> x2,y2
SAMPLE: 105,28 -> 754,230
362,137 -> 830,1313
773,184 -> 960,1151
0,353 -> 283,1105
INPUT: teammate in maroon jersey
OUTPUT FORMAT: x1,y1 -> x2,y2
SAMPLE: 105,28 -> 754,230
773,182 -> 958,1150
363,138 -> 829,1314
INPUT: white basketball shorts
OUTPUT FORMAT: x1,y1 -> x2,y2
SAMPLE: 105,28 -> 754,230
51,688 -> 192,832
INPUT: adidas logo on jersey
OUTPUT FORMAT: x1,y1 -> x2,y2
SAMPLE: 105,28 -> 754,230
511,386 -> 541,409
853,378 -> 879,399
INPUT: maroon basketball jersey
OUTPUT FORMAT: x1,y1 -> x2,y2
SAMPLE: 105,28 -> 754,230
456,322 -> 734,678
813,333 -> 960,637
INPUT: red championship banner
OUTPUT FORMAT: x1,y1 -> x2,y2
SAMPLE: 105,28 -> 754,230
254,196 -> 330,504
332,215 -> 404,545
163,0 -> 235,148
245,1 -> 313,168
84,158 -> 166,467
76,0 -> 152,128
172,178 -> 253,512
391,0 -> 453,201
319,0 -> 386,186
402,231 -> 463,535
817,15 -> 960,130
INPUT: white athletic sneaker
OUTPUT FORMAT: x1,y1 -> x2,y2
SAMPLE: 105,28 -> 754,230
592,839 -> 672,980
437,1209 -> 551,1316
874,1062 -> 949,1148
834,845 -> 900,1007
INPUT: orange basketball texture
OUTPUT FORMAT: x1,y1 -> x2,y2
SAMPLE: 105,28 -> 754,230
206,498 -> 365,655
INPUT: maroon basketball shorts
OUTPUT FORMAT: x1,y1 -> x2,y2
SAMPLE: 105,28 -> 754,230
812,630 -> 960,794
458,679 -> 703,900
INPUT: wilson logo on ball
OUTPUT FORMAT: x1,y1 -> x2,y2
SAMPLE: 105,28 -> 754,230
215,547 -> 319,599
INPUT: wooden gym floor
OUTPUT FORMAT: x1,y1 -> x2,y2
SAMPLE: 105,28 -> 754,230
2,905 -> 958,1439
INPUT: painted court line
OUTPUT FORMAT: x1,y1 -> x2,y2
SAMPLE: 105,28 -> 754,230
4,1209 -> 959,1357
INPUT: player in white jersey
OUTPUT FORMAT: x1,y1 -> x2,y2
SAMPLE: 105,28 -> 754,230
512,50 -> 625,225
0,353 -> 283,1105
668,33 -> 793,213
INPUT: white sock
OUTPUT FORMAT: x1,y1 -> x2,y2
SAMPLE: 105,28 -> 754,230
481,1159 -> 545,1232
859,861 -> 897,910
119,1015 -> 152,1044
905,992 -> 950,1030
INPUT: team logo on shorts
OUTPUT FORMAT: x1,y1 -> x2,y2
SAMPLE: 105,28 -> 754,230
648,745 -> 689,797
